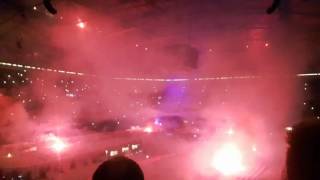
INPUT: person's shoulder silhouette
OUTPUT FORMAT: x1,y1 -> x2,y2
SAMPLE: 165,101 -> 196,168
92,156 -> 144,180
286,120 -> 320,180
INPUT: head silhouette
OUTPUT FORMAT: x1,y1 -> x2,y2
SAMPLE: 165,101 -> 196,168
286,120 -> 320,180
92,156 -> 144,180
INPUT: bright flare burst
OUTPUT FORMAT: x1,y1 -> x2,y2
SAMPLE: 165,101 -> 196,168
211,143 -> 246,176
77,22 -> 85,29
46,134 -> 68,153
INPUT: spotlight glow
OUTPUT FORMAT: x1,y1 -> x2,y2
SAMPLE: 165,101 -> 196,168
211,143 -> 246,176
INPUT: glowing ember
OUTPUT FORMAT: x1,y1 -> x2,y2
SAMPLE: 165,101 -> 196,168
211,143 -> 246,176
143,126 -> 153,133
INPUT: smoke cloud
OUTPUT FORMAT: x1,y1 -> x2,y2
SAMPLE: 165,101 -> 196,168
0,0 -> 316,179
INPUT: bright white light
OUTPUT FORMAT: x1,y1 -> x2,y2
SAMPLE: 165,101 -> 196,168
46,135 -> 68,153
144,126 -> 153,133
285,126 -> 293,131
66,93 -> 75,97
0,61 -> 87,76
132,144 -> 139,150
51,139 -> 67,153
211,143 -> 246,176
110,150 -> 118,157
122,147 -> 129,153
6,153 -> 13,158
77,22 -> 86,29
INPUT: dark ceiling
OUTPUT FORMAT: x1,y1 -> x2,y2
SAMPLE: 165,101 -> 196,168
0,0 -> 320,73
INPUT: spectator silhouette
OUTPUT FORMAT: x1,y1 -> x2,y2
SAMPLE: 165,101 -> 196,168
286,120 -> 320,180
93,156 -> 144,180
